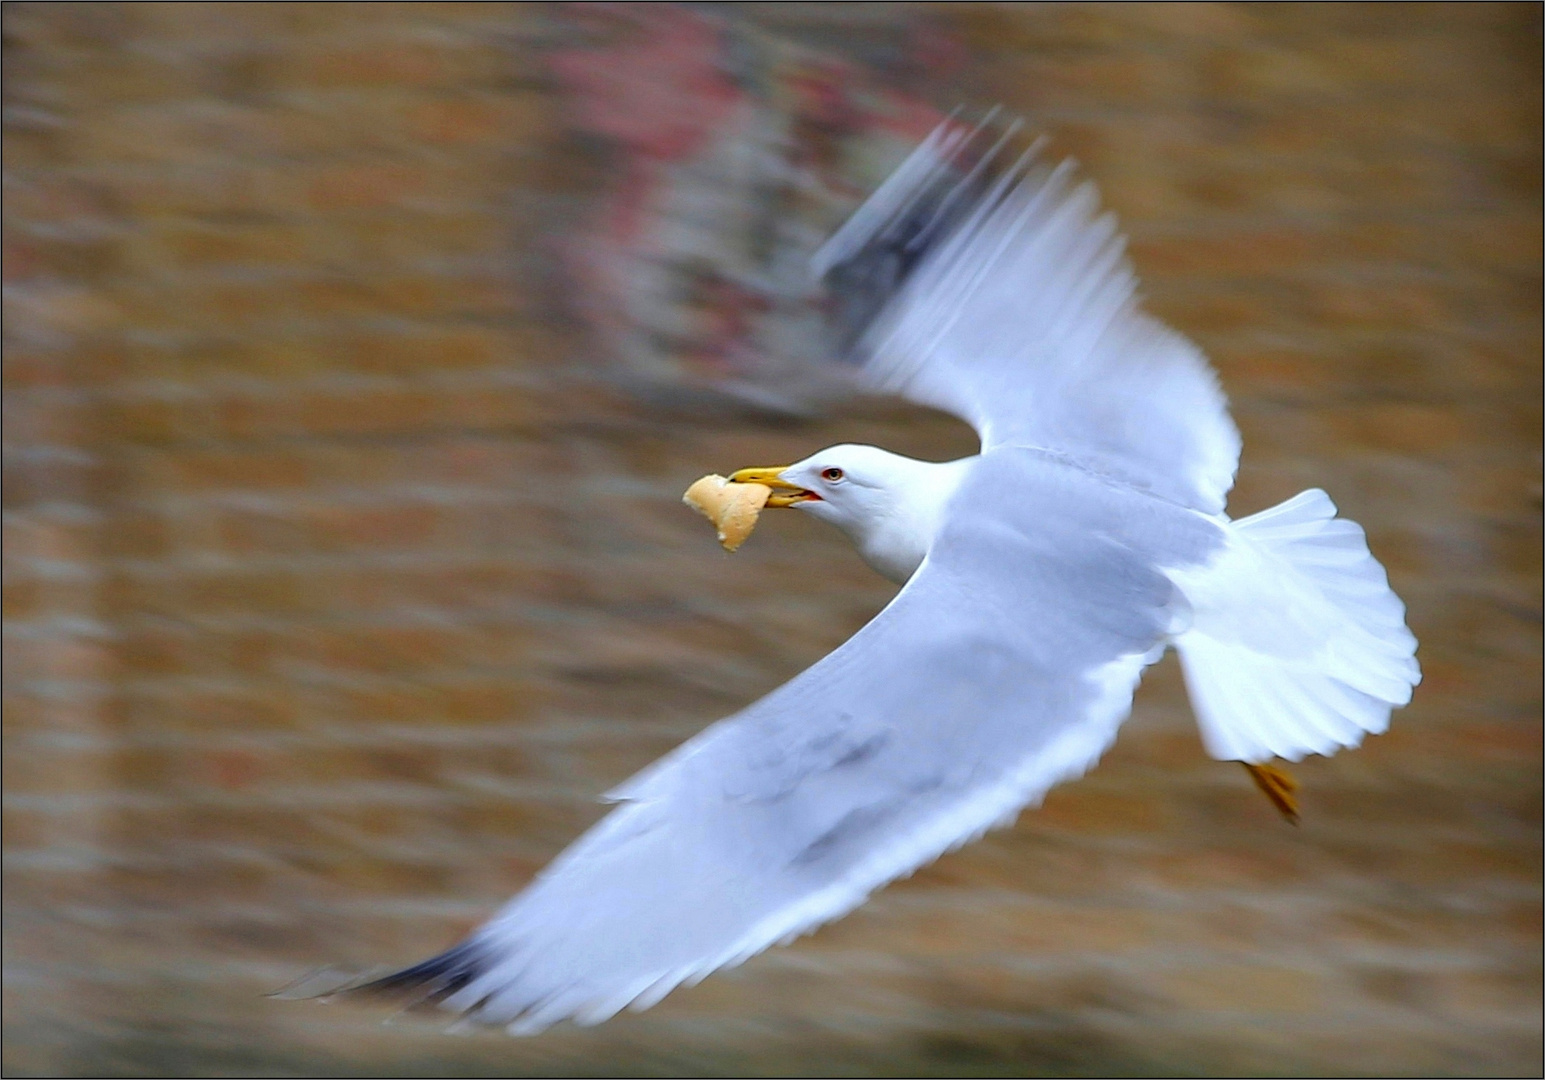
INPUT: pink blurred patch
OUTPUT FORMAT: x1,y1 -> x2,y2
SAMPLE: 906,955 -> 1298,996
551,5 -> 740,164
549,4 -> 961,411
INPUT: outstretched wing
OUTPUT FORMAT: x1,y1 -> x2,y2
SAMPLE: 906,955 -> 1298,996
341,451 -> 1221,1033
815,120 -> 1242,515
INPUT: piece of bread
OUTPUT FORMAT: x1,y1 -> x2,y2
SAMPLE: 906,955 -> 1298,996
683,475 -> 772,552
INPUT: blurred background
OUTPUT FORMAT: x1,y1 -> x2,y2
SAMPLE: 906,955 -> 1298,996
4,3 -> 1540,1076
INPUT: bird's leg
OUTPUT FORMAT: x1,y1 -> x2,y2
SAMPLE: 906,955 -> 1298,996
1241,761 -> 1300,825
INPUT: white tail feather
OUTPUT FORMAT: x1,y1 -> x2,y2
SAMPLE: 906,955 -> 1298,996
1171,489 -> 1419,763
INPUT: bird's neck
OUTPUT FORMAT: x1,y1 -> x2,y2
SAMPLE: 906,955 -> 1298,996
850,456 -> 976,585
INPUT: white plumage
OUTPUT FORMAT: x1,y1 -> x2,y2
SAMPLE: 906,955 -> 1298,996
328,120 -> 1419,1033
1172,488 -> 1420,762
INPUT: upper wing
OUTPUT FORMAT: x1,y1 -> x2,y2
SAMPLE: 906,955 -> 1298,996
815,121 -> 1242,515
343,451 -> 1222,1033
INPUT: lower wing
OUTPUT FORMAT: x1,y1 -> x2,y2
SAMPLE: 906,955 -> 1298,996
337,453 -> 1219,1033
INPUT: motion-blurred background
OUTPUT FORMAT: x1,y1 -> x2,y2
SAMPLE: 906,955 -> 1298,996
4,3 -> 1540,1076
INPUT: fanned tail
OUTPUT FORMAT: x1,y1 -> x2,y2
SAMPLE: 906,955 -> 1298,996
1172,489 -> 1420,763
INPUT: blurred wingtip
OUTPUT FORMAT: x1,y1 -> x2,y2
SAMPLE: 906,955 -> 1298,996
266,965 -> 379,1002
272,939 -> 496,1021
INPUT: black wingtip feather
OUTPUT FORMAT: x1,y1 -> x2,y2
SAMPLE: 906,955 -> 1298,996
337,939 -> 494,1009
820,113 -> 1040,366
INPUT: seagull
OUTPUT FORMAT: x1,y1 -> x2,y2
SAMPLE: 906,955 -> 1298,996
325,120 -> 1420,1033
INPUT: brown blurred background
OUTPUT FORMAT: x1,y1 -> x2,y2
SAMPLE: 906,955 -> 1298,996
4,3 -> 1540,1076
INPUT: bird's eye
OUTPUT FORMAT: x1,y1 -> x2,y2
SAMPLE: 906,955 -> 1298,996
821,467 -> 844,483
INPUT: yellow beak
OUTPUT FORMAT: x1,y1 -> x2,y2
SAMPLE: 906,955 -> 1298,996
728,466 -> 817,507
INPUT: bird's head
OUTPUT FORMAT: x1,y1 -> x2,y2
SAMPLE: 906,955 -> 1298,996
728,445 -> 956,563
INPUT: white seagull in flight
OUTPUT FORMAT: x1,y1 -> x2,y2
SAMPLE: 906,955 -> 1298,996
326,120 -> 1420,1033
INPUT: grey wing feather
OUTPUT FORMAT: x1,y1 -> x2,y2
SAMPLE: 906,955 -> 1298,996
815,120 -> 1242,515
340,452 -> 1222,1034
